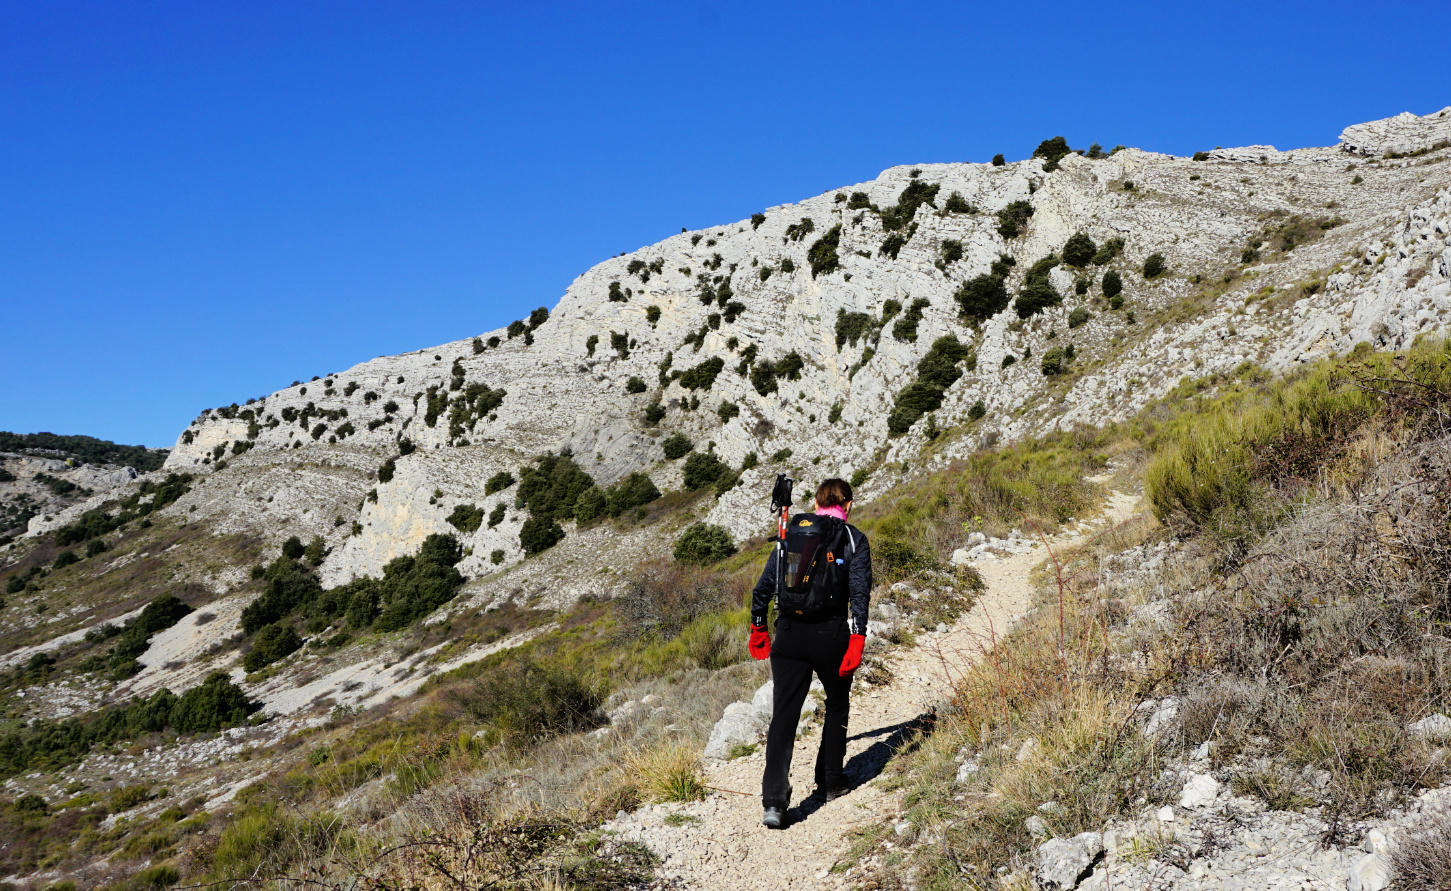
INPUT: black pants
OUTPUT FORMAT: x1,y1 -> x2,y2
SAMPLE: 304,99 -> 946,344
761,615 -> 854,809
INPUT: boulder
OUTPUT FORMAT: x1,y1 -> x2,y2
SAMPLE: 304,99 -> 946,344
1346,853 -> 1391,891
704,701 -> 766,760
1035,832 -> 1103,890
1179,773 -> 1220,809
1408,713 -> 1451,739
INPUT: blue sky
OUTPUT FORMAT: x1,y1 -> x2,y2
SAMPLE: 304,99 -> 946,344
3,1 -> 1448,448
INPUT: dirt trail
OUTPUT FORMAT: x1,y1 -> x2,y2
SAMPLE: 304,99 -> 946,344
610,489 -> 1141,889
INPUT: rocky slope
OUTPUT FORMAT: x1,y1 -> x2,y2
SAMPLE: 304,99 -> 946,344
9,103 -> 1451,727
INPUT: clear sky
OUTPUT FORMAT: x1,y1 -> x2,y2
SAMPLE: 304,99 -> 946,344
3,0 -> 1448,448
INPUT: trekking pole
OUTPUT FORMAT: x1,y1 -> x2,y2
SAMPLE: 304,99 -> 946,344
770,474 -> 794,599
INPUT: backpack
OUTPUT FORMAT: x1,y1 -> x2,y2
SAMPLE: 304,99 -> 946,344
778,513 -> 855,620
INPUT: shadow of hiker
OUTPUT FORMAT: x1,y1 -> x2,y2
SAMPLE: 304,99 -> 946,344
784,709 -> 939,827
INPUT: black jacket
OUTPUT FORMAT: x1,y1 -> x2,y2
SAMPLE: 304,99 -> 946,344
751,521 -> 871,636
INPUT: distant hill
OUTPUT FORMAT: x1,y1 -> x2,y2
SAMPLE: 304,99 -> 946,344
0,431 -> 168,472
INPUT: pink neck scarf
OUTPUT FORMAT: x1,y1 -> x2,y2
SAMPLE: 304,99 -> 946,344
816,504 -> 848,521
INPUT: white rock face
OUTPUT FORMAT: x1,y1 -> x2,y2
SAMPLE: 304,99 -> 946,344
119,107 -> 1451,620
1407,712 -> 1451,739
1346,852 -> 1392,891
1340,106 -> 1451,156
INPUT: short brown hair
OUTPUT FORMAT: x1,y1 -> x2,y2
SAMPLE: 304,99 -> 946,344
815,478 -> 853,508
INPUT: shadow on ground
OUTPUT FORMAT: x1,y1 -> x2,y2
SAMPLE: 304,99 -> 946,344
784,709 -> 938,827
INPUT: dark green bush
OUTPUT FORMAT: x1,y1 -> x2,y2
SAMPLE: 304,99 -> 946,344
673,524 -> 737,565
943,192 -> 975,214
52,551 -> 78,570
1068,307 -> 1092,329
377,458 -> 396,483
516,452 -> 596,522
370,534 -> 465,631
243,622 -> 302,672
880,180 -> 940,231
1108,294 -> 1124,310
646,305 -> 661,326
1143,252 -> 1167,278
485,471 -> 515,494
781,258 -> 796,274
519,517 -> 565,555
608,281 -> 628,302
879,231 -> 909,260
1092,237 -> 1125,265
528,307 -> 549,329
606,473 -> 661,516
751,212 -> 766,229
585,334 -> 598,358
490,549 -> 505,565
662,433 -> 694,460
807,225 -> 842,277
1192,151 -> 1210,161
643,401 -> 666,426
991,153 -> 1005,166
0,432 -> 167,473
678,357 -> 725,391
785,217 -> 816,242
772,448 -> 793,462
448,656 -> 601,743
282,536 -> 305,560
892,298 -> 931,343
240,556 -> 323,635
447,504 -> 485,534
887,336 -> 974,435
996,200 -> 1034,238
718,401 -> 740,422
1103,268 -> 1123,298
955,274 -> 1010,323
610,331 -> 629,359
1062,233 -> 1096,267
1033,136 -> 1072,171
968,400 -> 987,421
1015,279 -> 1060,318
939,239 -> 963,265
682,452 -> 730,490
836,310 -> 873,349
84,539 -> 108,558
991,253 -> 1016,277
508,320 -> 527,339
625,376 -> 647,394
488,503 -> 506,528
1040,344 -> 1074,376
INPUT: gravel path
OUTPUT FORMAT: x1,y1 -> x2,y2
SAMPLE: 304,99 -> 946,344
608,489 -> 1142,889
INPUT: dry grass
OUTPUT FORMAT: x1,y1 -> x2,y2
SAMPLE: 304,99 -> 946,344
1391,804 -> 1451,891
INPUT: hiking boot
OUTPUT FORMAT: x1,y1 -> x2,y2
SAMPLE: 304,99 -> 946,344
762,806 -> 785,829
816,783 -> 852,802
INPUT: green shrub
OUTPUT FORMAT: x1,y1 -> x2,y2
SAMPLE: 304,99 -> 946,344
996,200 -> 1033,238
646,305 -> 661,326
682,452 -> 730,490
1041,345 -> 1071,375
643,401 -> 666,426
1102,269 -> 1123,298
1092,236 -> 1124,265
606,473 -> 661,516
516,452 -> 596,522
448,656 -> 601,742
485,471 -> 515,494
610,331 -> 630,359
662,433 -> 694,460
718,401 -> 740,422
968,400 -> 987,421
1032,136 -> 1072,171
835,310 -> 873,349
879,231 -> 909,260
943,192 -> 975,214
585,334 -> 598,357
1062,233 -> 1096,267
673,524 -> 737,565
447,504 -> 484,534
1015,277 -> 1061,318
608,281 -> 628,302
771,448 -> 793,462
488,503 -> 506,528
807,225 -> 842,277
52,551 -> 78,570
991,153 -> 1005,166
785,217 -> 815,242
850,468 -> 869,487
781,258 -> 795,274
519,517 -> 565,555
1143,252 -> 1167,278
377,457 -> 396,483
528,307 -> 549,329
892,298 -> 931,343
678,357 -> 725,391
1068,307 -> 1092,329
887,336 -> 974,435
828,402 -> 843,424
751,212 -> 766,229
955,274 -> 1009,324
939,239 -> 963,265
243,622 -> 302,672
625,376 -> 647,394
1192,150 -> 1210,161
881,180 -> 940,230
574,486 -> 608,524
490,549 -> 505,565
507,320 -> 527,339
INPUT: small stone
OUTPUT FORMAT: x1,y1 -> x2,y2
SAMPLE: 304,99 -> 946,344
1035,832 -> 1104,890
1347,853 -> 1391,891
955,757 -> 980,782
1017,738 -> 1039,762
1179,773 -> 1221,808
1157,806 -> 1176,823
1026,815 -> 1052,839
1408,713 -> 1451,739
1362,828 -> 1393,856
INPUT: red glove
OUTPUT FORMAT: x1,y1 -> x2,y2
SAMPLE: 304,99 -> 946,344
748,625 -> 771,660
839,634 -> 866,676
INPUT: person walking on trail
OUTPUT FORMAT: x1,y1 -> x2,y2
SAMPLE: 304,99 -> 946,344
748,477 -> 872,829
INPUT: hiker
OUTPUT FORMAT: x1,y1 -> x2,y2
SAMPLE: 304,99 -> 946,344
748,477 -> 872,829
